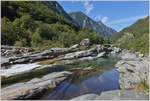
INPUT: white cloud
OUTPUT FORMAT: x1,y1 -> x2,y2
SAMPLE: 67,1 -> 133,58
83,1 -> 93,14
101,16 -> 108,23
95,15 -> 109,24
109,15 -> 147,25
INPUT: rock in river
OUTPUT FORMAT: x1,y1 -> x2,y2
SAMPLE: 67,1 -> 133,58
1,71 -> 72,100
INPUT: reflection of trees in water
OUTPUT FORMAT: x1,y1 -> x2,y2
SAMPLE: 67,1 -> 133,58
64,57 -> 119,71
67,68 -> 103,85
48,69 -> 103,99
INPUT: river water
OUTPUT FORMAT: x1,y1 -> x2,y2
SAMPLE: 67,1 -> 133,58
40,57 -> 120,100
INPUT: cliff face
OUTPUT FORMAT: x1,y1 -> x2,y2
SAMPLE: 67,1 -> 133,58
70,11 -> 117,37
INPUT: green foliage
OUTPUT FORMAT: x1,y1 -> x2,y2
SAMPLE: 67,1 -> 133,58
77,29 -> 104,44
15,38 -> 28,47
114,17 -> 149,54
1,1 -> 107,49
1,17 -> 16,45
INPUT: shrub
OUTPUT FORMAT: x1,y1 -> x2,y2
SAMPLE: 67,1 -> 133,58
1,17 -> 16,45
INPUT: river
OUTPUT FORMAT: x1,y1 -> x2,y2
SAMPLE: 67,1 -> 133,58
39,56 -> 120,100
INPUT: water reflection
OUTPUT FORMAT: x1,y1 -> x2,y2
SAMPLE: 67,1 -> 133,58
42,69 -> 119,100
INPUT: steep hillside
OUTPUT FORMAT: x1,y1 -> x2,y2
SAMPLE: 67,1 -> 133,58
70,11 -> 117,37
97,21 -> 117,36
1,1 -> 105,49
43,1 -> 79,27
114,16 -> 149,54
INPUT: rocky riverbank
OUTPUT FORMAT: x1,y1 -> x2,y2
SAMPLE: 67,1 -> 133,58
71,89 -> 149,100
70,50 -> 149,100
116,50 -> 149,94
1,71 -> 72,100
1,44 -> 120,67
1,39 -> 122,100
1,39 -> 149,100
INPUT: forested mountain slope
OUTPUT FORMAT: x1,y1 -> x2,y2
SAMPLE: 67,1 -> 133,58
1,1 -> 105,49
114,16 -> 149,54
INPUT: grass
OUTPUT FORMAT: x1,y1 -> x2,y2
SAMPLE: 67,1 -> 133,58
135,80 -> 149,94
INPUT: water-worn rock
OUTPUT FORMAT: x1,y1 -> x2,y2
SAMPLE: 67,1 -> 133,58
116,51 -> 149,90
120,50 -> 138,60
71,90 -> 149,100
69,44 -> 79,50
1,45 -> 34,57
71,93 -> 99,100
1,48 -> 72,66
1,63 -> 41,77
2,43 -> 122,66
1,71 -> 72,100
80,38 -> 90,46
63,48 -> 95,60
95,45 -> 104,53
97,52 -> 106,58
111,47 -> 121,54
95,90 -> 149,100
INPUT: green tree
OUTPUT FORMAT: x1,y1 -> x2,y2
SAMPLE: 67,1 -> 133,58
1,17 -> 16,45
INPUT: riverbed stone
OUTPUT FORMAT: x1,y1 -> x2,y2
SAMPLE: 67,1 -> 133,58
69,44 -> 79,50
95,90 -> 149,100
120,51 -> 138,60
116,51 -> 149,90
71,93 -> 99,100
1,71 -> 72,100
80,38 -> 90,46
97,52 -> 106,58
63,49 -> 94,60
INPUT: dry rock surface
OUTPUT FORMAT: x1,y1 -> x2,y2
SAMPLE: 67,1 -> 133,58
1,71 -> 72,100
115,50 -> 149,90
71,90 -> 149,100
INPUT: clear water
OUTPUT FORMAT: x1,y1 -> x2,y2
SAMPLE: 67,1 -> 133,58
40,57 -> 120,100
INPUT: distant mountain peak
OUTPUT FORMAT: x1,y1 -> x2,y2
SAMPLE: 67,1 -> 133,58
69,12 -> 117,37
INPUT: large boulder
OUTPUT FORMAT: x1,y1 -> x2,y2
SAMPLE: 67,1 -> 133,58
95,45 -> 104,53
111,47 -> 121,54
80,38 -> 90,46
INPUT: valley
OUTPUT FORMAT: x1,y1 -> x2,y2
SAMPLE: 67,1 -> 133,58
1,1 -> 149,100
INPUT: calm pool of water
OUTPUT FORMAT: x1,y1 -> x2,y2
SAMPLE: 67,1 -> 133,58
41,69 -> 119,100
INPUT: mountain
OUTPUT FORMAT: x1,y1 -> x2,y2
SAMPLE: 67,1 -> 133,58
43,1 -> 79,28
97,21 -> 117,36
1,1 -> 79,28
69,11 -> 117,37
1,1 -> 105,48
114,16 -> 149,54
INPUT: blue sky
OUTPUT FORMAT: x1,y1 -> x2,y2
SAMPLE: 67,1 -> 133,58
58,1 -> 149,32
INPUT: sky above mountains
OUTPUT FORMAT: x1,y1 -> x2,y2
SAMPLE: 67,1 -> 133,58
58,1 -> 149,31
